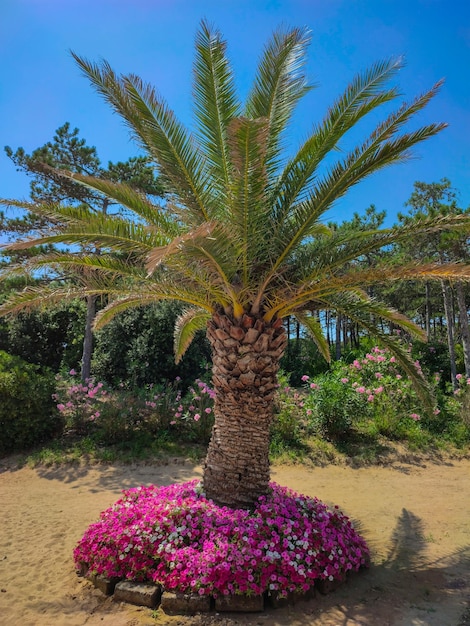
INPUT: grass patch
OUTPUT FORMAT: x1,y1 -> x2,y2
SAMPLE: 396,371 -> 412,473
23,432 -> 206,468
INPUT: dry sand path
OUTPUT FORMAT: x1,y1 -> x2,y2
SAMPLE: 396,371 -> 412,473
1,457 -> 469,625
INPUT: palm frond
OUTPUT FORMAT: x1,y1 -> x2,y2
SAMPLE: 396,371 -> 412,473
293,213 -> 470,281
91,283 -> 214,329
6,217 -> 161,255
266,257 -> 470,322
16,251 -> 149,282
72,53 -> 214,223
174,307 -> 210,363
193,19 -> 240,198
92,297 -> 158,329
271,117 -> 445,277
269,58 -> 404,223
294,311 -> 331,362
0,284 -> 89,316
245,25 -> 312,175
51,170 -> 180,234
226,116 -> 271,284
146,221 -> 218,272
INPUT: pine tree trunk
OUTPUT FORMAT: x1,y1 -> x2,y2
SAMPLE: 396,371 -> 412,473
325,311 -> 331,348
81,295 -> 96,382
425,281 -> 432,340
203,312 -> 287,508
441,280 -> 458,388
456,281 -> 470,377
335,314 -> 342,360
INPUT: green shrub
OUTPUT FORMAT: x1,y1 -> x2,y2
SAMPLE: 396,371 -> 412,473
304,374 -> 367,440
271,371 -> 306,449
92,302 -> 211,389
0,351 -> 62,455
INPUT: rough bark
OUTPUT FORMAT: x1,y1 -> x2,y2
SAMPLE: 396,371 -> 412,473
203,312 -> 287,508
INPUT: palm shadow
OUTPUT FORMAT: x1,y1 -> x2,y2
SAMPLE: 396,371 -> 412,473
261,508 -> 470,625
31,457 -> 203,494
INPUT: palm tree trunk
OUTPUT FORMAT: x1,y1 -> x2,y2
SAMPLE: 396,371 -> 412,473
203,311 -> 287,508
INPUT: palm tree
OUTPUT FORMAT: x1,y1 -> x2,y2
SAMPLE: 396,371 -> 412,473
2,22 -> 470,507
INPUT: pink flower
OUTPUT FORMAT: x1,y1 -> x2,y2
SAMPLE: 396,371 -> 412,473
356,386 -> 366,394
340,378 -> 349,384
396,375 -> 402,380
374,386 -> 383,394
170,420 -> 176,425
73,480 -> 370,600
205,408 -> 212,414
310,383 -> 318,389
69,369 -> 77,376
389,357 -> 396,363
194,413 -> 201,422
433,409 -> 440,415
367,395 -> 374,402
375,372 -> 383,379
57,404 -> 65,412
410,413 -> 421,421
301,375 -> 310,382
456,373 -> 463,380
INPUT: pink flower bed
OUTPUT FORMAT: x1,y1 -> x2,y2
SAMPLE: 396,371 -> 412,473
74,481 -> 369,598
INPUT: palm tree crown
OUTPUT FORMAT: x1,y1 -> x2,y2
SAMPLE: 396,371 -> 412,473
2,21 -> 469,506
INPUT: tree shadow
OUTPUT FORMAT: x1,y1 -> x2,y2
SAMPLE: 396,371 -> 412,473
31,457 -> 203,494
260,508 -> 470,625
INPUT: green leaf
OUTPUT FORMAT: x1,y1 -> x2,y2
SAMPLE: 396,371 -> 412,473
174,308 -> 210,363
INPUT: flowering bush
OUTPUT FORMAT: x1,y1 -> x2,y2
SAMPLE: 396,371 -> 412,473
171,379 -> 215,444
53,371 -> 216,445
74,480 -> 369,597
300,346 -> 432,439
54,372 -> 172,442
54,372 -> 108,434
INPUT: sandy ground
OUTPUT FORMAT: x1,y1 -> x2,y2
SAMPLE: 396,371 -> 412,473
1,456 -> 469,626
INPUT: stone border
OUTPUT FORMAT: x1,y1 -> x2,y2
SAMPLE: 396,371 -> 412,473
79,565 -> 361,615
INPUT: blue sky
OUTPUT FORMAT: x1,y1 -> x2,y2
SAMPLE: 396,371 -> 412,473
1,0 -> 469,226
